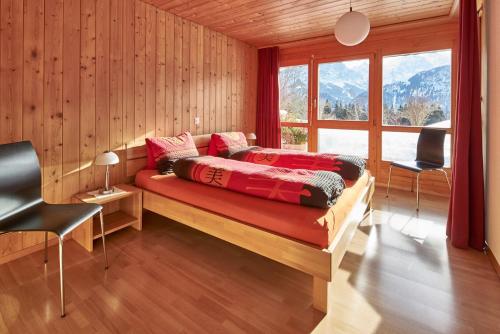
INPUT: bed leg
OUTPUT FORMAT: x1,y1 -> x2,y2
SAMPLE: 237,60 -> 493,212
313,277 -> 329,313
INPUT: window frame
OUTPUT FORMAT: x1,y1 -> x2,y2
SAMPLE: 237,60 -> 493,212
311,53 -> 375,167
278,35 -> 457,177
378,44 -> 457,167
279,59 -> 314,150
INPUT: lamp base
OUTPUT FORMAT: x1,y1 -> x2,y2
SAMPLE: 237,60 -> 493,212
100,187 -> 115,195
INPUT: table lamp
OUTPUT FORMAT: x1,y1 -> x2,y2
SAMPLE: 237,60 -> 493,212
95,151 -> 120,194
246,133 -> 257,145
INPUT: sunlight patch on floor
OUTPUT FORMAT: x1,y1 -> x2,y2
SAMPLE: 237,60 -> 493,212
312,268 -> 382,334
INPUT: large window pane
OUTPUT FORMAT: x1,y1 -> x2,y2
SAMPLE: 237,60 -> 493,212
318,59 -> 369,121
279,65 -> 308,123
382,131 -> 451,166
281,127 -> 308,151
318,129 -> 368,158
383,50 -> 452,127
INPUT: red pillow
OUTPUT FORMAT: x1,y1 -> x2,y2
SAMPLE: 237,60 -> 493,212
207,132 -> 248,157
145,132 -> 199,169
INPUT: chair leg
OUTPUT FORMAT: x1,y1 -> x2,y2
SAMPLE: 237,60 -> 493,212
100,211 -> 109,270
441,169 -> 451,190
386,165 -> 393,198
416,173 -> 420,212
44,232 -> 48,263
58,237 -> 65,318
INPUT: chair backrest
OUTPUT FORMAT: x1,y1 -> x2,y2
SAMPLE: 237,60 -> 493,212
0,141 -> 42,222
416,128 -> 446,166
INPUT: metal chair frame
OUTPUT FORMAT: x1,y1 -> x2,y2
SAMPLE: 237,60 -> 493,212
386,165 -> 451,211
43,212 -> 109,317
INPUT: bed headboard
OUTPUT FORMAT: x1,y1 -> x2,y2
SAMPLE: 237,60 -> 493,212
125,133 -> 214,179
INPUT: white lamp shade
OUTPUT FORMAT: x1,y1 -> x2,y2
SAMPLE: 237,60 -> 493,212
95,151 -> 120,166
335,11 -> 370,46
246,133 -> 257,140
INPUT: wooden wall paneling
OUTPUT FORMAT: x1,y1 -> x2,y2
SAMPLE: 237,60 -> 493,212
209,31 -> 216,133
236,40 -> 242,131
96,0 -> 110,190
181,19 -> 190,132
110,0 -> 124,184
134,0 -> 146,143
43,0 -> 64,204
0,0 -> 258,262
62,0 -> 81,203
215,33 -> 222,132
145,4 -> 156,138
123,0 -> 135,147
164,12 -> 174,137
243,44 -> 249,132
203,27 -> 210,134
22,0 -> 46,249
23,0 -> 44,160
155,9 -> 166,137
231,38 -> 237,131
80,0 -> 96,193
242,43 -> 248,132
226,38 -> 233,132
0,233 -> 22,258
189,22 -> 198,133
196,25 -> 204,135
0,0 -> 23,145
221,35 -> 228,131
173,16 -> 182,135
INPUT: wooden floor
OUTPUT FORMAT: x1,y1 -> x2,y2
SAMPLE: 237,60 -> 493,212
0,189 -> 499,333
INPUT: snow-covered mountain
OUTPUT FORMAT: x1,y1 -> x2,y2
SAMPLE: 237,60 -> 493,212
280,60 -> 451,119
382,65 -> 451,116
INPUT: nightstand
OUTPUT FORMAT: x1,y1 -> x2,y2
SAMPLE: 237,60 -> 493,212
72,184 -> 142,252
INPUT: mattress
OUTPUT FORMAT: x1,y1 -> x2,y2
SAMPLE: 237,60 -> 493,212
135,169 -> 371,249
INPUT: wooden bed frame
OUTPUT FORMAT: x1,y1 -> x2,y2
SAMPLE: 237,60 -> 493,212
126,134 -> 375,313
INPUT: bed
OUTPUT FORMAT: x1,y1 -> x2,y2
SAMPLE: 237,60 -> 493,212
126,133 -> 375,313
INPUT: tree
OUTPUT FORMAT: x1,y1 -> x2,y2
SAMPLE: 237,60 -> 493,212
400,96 -> 432,126
424,106 -> 446,125
323,99 -> 332,115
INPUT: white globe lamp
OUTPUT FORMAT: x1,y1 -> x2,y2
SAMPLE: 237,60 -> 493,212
335,2 -> 370,46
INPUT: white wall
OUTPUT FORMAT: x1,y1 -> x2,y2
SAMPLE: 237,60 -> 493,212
486,0 -> 500,261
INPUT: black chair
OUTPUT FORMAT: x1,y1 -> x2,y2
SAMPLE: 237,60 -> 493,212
386,128 -> 451,211
0,141 -> 108,317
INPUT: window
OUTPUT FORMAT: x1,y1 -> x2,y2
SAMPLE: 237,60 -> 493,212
382,131 -> 451,166
277,44 -> 455,186
279,65 -> 309,151
282,127 -> 308,151
318,59 -> 369,121
279,65 -> 308,123
318,129 -> 369,158
381,49 -> 453,167
382,50 -> 452,127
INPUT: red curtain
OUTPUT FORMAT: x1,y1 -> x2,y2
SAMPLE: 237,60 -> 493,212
256,47 -> 281,148
447,0 -> 485,250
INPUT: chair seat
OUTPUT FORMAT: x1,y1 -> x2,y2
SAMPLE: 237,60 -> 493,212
391,160 -> 444,173
0,202 -> 102,237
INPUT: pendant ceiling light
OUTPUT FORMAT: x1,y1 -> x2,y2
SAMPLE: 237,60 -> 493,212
335,0 -> 371,46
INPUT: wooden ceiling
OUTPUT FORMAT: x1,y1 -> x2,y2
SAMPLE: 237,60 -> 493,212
143,0 -> 456,46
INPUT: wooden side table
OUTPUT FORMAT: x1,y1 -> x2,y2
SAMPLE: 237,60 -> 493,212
72,184 -> 142,252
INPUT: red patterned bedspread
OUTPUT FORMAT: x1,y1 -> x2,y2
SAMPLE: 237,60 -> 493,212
173,156 -> 345,208
229,147 -> 365,181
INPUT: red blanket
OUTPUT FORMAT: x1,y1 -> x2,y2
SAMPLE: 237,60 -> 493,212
229,147 -> 365,181
173,156 -> 345,208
